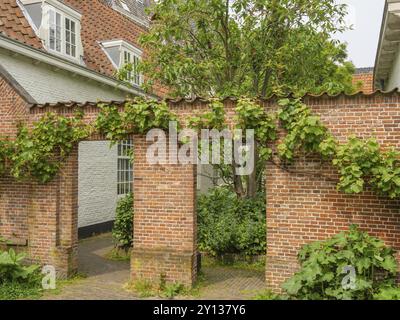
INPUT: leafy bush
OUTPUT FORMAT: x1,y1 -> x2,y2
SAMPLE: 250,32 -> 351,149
282,225 -> 399,300
0,249 -> 42,300
161,283 -> 185,299
197,187 -> 266,256
374,286 -> 400,300
112,193 -> 134,250
0,249 -> 40,284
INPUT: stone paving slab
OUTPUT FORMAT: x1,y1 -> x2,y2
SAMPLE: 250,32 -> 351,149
42,234 -> 265,300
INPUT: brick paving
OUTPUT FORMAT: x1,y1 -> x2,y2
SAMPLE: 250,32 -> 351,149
195,266 -> 265,300
42,234 -> 265,300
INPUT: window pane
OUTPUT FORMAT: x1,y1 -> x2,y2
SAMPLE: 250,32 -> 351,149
49,10 -> 55,50
55,13 -> 61,51
50,28 -> 55,50
65,18 -> 77,57
117,140 -> 133,195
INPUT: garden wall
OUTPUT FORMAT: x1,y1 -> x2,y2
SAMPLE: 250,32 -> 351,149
265,92 -> 400,291
0,77 -> 30,249
1,77 -> 400,288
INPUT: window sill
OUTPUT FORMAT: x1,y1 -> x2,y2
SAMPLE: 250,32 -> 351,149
46,48 -> 83,66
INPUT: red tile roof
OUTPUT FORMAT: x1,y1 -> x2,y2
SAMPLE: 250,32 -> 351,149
0,0 -> 168,98
0,0 -> 43,50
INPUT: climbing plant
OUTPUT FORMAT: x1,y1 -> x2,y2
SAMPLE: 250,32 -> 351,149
234,98 -> 277,162
188,99 -> 226,131
8,111 -> 90,184
96,98 -> 179,143
277,98 -> 331,161
0,99 -> 178,185
0,95 -> 398,202
276,98 -> 400,199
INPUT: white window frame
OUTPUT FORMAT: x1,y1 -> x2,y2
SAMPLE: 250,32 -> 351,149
47,7 -> 79,60
31,0 -> 83,63
117,140 -> 134,196
65,17 -> 77,58
100,40 -> 143,86
122,48 -> 142,86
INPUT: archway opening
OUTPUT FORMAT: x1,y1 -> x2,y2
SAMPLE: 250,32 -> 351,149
76,139 -> 133,278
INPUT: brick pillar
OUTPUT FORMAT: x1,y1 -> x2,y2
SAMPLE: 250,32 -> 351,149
265,161 -> 300,292
28,145 -> 79,277
131,135 -> 197,287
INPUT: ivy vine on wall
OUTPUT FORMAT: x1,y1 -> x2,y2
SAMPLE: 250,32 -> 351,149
277,99 -> 400,199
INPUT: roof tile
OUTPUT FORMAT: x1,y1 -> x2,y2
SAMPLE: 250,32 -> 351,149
0,0 -> 43,50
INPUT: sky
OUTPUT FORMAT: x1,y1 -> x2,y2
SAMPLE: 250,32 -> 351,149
335,0 -> 386,68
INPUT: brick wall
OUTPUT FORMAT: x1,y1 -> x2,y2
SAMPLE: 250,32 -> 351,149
352,68 -> 374,94
131,135 -> 197,286
2,82 -> 400,288
0,77 -> 30,250
265,93 -> 400,291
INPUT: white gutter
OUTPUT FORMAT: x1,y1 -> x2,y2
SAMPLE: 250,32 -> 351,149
0,34 -> 157,99
374,0 -> 400,89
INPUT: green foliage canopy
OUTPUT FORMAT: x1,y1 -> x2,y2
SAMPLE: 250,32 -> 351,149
140,0 -> 356,97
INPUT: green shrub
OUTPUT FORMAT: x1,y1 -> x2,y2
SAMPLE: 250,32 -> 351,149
282,225 -> 399,300
0,249 -> 42,300
161,283 -> 185,299
373,286 -> 400,300
0,249 -> 40,284
197,187 -> 266,256
112,193 -> 134,250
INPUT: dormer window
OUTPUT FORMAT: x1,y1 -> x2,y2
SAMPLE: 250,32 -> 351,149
120,1 -> 131,12
47,9 -> 78,58
18,0 -> 84,63
101,40 -> 143,86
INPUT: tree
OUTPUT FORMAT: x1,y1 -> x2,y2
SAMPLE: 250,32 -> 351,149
138,0 -> 358,198
139,0 -> 356,98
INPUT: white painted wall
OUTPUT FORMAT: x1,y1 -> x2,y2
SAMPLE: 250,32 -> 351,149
386,43 -> 400,91
78,141 -> 118,228
77,142 -> 216,229
0,49 -> 130,104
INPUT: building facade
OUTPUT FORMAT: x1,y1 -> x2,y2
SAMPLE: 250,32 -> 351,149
0,0 -> 155,236
375,0 -> 400,91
